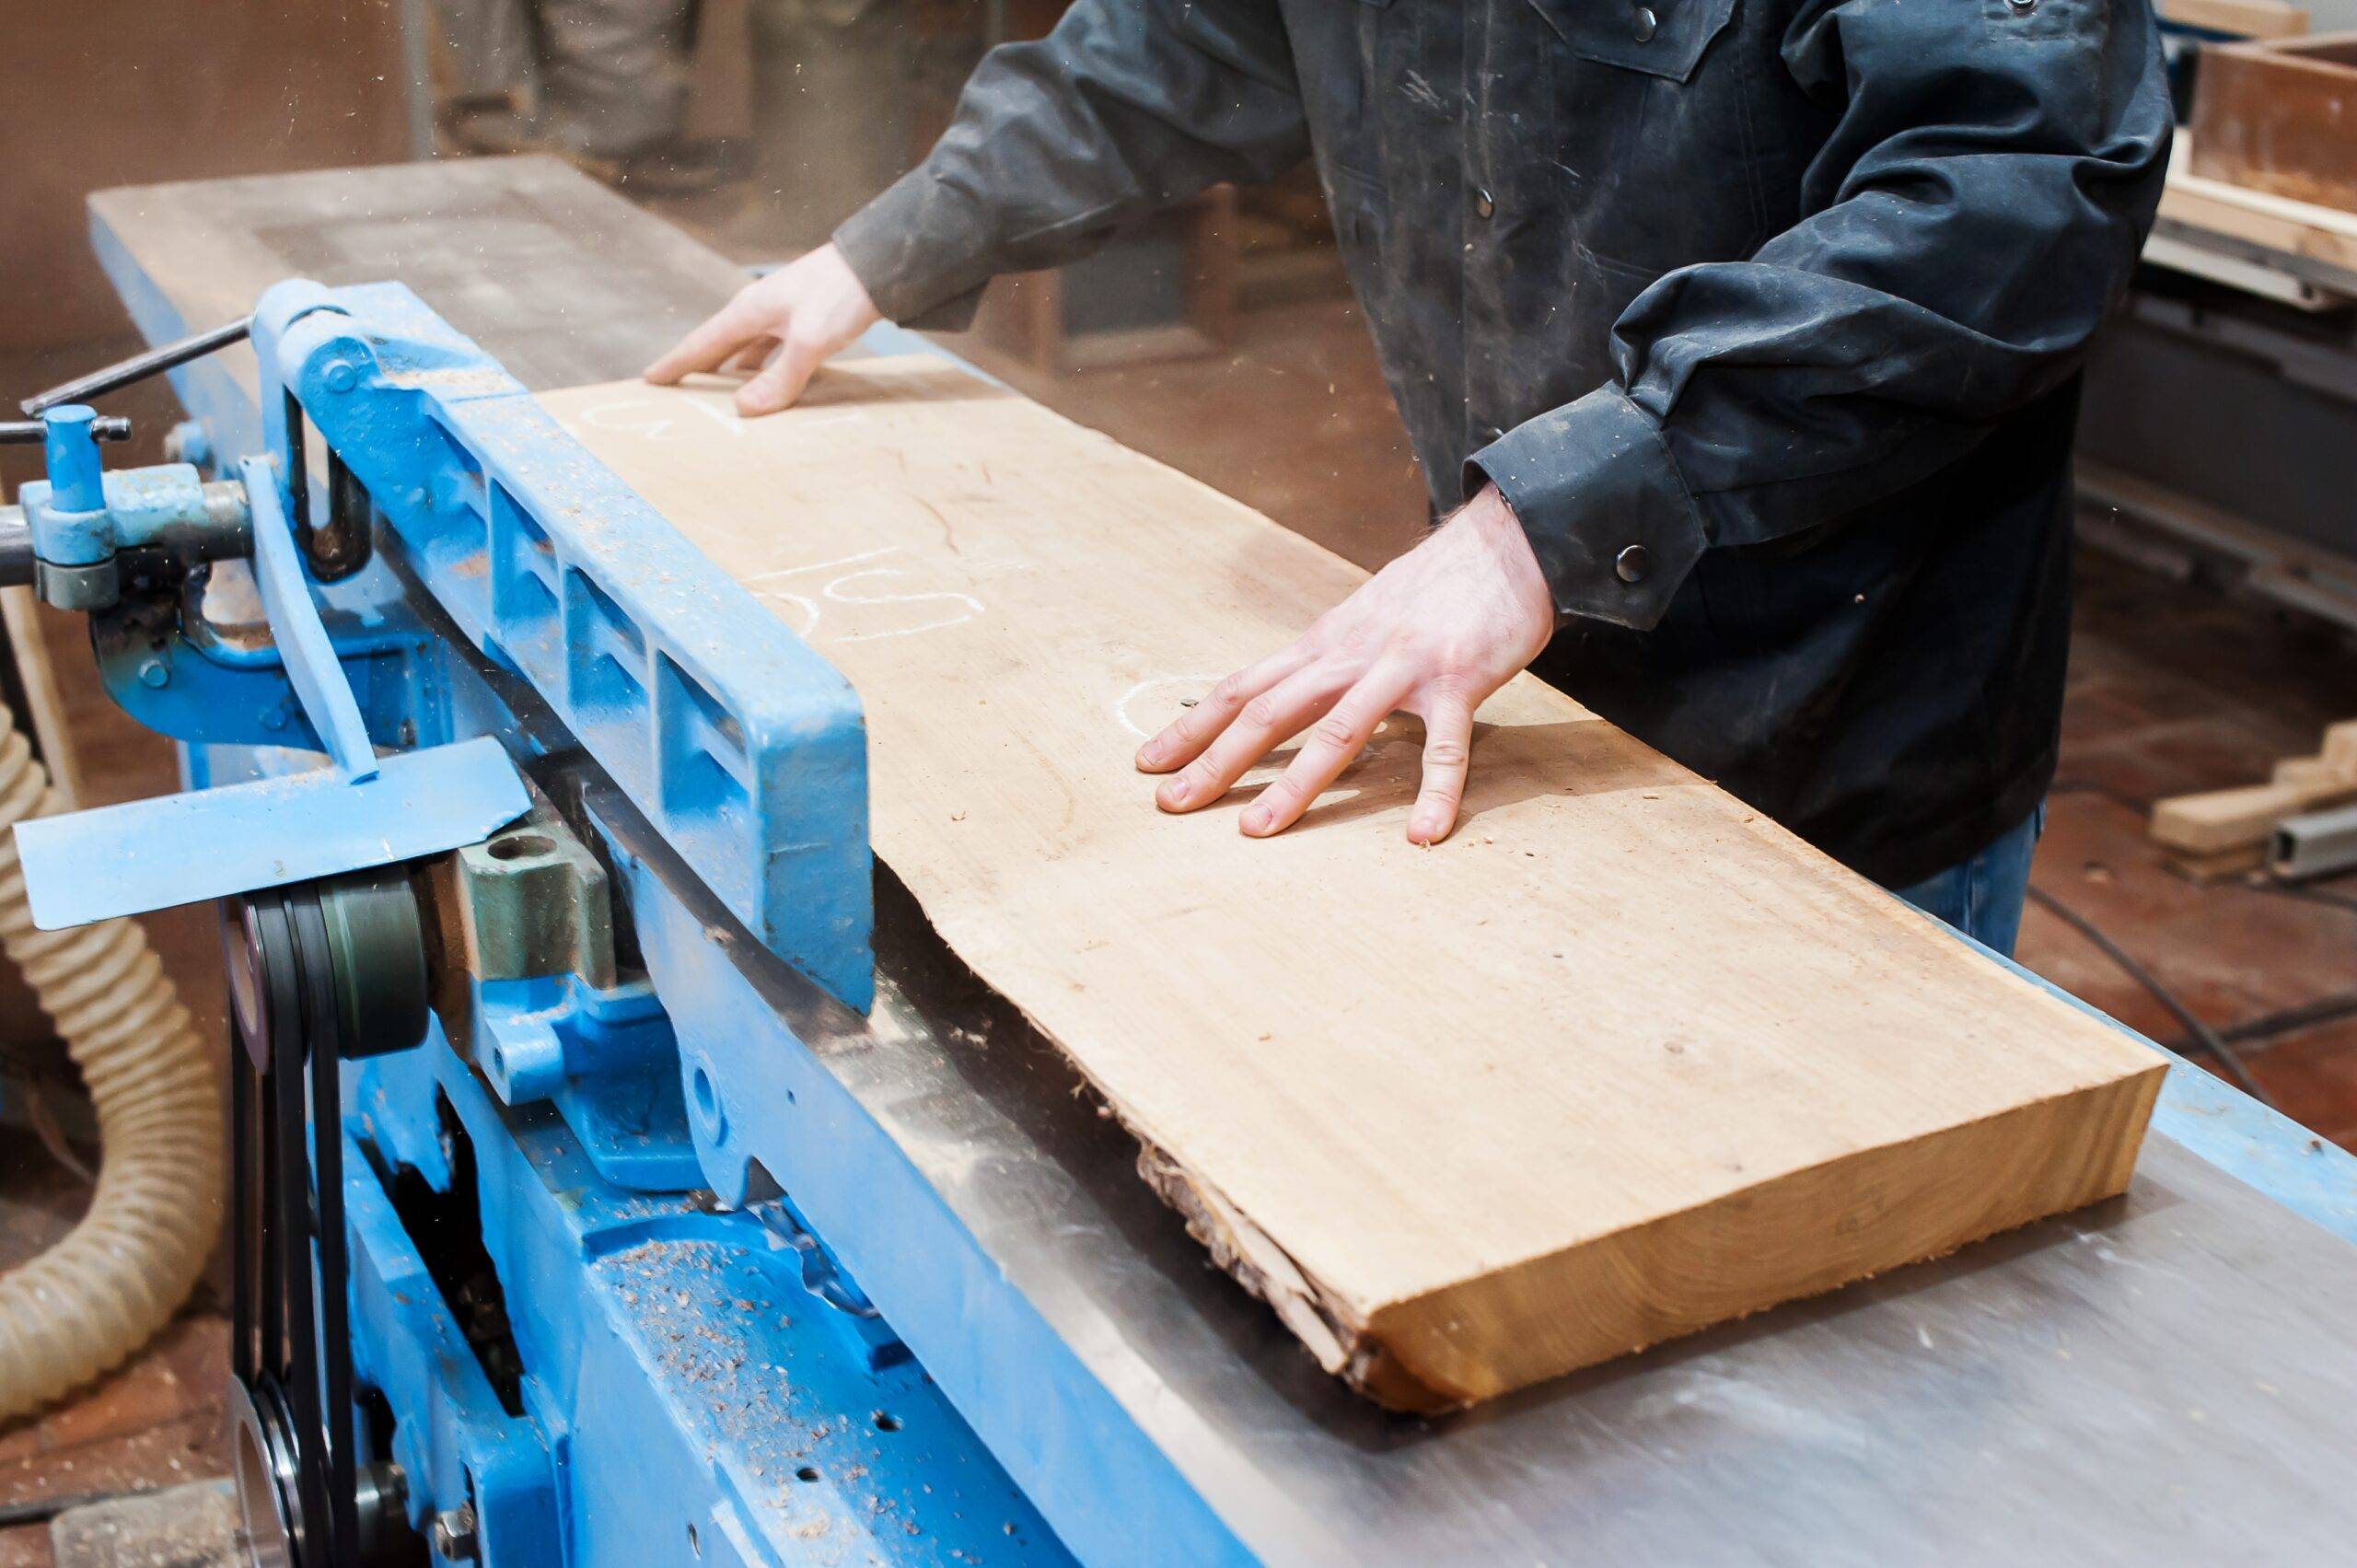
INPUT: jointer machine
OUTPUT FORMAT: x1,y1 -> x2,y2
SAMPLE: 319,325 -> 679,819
5,159 -> 2357,1567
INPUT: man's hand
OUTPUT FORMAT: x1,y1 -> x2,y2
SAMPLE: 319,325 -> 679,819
644,243 -> 883,416
1137,485 -> 1555,845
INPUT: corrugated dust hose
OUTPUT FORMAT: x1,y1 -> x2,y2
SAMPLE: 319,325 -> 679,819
0,705 -> 223,1420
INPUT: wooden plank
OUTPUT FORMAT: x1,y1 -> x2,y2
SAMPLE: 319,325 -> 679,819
2154,776 -> 2357,853
2154,717 -> 2357,854
2190,35 -> 2357,215
2161,0 -> 2310,37
541,361 -> 2165,1411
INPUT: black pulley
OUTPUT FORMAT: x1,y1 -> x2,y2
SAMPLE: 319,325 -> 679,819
224,864 -> 432,1568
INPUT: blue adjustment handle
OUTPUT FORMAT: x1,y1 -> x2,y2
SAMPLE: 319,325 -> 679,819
239,453 -> 378,782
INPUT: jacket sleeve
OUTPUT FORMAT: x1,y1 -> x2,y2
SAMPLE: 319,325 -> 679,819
1469,0 -> 2174,631
832,0 -> 1306,331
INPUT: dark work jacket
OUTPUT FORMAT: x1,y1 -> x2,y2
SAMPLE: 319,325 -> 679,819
832,0 -> 2172,888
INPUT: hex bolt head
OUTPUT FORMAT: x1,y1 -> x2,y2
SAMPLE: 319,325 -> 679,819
429,1502 -> 481,1560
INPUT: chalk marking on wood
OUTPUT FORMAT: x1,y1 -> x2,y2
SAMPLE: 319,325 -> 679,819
819,567 -> 984,644
1114,676 -> 1227,738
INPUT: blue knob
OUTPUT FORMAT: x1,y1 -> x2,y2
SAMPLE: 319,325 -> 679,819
42,406 -> 105,514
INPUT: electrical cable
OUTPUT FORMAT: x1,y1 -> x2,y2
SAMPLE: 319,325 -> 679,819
2157,988 -> 2357,1055
2025,884 -> 2275,1107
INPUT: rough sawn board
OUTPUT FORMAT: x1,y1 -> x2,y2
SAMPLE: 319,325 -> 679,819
542,359 -> 2165,1412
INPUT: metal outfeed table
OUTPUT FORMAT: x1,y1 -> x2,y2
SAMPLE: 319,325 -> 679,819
19,157 -> 2357,1565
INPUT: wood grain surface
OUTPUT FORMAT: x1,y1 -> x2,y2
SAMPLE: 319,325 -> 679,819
542,357 -> 2165,1411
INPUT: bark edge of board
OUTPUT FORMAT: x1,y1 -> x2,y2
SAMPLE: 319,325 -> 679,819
1136,1064 -> 2163,1412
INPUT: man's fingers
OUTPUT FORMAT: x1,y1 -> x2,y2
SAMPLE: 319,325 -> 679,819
1153,665 -> 1347,814
644,298 -> 773,385
722,336 -> 780,374
1241,668 -> 1415,838
737,334 -> 829,416
1135,645 -> 1317,774
1407,694 -> 1476,845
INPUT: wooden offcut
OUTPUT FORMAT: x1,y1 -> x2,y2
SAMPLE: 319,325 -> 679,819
542,360 -> 2164,1411
2153,719 -> 2357,856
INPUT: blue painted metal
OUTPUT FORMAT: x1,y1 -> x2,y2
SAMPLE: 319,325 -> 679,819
472,973 -> 671,1105
468,972 -> 710,1192
343,1125 -> 562,1555
15,738 -> 527,929
41,406 -> 105,513
615,829 -> 1254,1567
19,407 -> 232,578
346,1023 -> 1069,1566
79,240 -> 876,1005
241,453 -> 379,780
5,335 -> 532,934
246,279 -> 874,1011
90,602 -> 422,756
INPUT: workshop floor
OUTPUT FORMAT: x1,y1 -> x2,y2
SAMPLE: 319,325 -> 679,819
2,293 -> 2352,1558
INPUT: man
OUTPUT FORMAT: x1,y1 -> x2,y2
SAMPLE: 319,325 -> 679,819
646,0 -> 2171,956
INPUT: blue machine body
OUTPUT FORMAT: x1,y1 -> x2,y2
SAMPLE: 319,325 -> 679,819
19,278 -> 871,1010
47,245 -> 2357,1568
14,277 -> 1079,1562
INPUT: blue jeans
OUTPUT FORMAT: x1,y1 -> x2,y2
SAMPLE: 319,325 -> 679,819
1892,804 -> 2045,958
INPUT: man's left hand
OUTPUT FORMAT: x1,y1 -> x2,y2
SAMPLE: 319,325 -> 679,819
1136,484 -> 1555,845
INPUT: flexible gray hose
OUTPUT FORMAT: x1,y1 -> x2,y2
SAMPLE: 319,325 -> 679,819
0,712 -> 222,1419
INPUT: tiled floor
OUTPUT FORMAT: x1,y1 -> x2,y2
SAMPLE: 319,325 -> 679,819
2025,557 -> 2357,1132
1,292 -> 2351,1548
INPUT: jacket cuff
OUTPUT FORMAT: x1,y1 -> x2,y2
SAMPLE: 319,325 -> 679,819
832,166 -> 993,332
1466,387 -> 1706,632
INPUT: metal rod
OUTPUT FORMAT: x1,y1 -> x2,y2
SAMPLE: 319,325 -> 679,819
0,511 -> 33,588
20,315 -> 253,416
0,415 -> 131,445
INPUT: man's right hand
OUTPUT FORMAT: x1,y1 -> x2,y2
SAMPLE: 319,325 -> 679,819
644,243 -> 883,417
